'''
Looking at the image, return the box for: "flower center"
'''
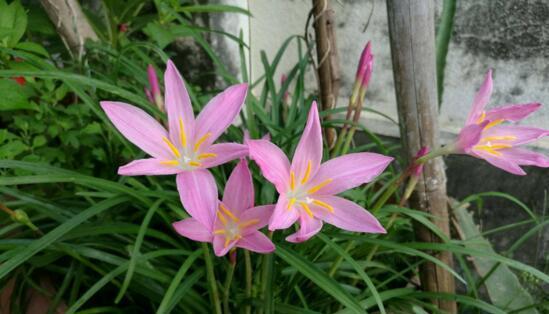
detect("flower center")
[159,117,217,170]
[214,203,259,248]
[285,160,334,218]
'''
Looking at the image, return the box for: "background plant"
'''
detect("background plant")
[0,1,547,313]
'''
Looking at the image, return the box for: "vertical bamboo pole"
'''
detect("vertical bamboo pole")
[386,1,457,312]
[312,0,339,148]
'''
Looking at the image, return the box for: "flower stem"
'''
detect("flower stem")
[328,240,355,278]
[259,231,274,314]
[223,257,237,314]
[244,250,253,314]
[202,243,222,314]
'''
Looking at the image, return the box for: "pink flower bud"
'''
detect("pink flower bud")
[146,64,164,111]
[355,41,373,88]
[411,146,429,177]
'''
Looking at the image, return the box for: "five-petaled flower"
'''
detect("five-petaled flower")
[173,159,275,256]
[453,70,549,175]
[100,60,249,190]
[248,102,392,243]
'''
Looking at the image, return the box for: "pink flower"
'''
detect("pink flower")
[248,102,392,243]
[172,159,275,256]
[101,59,249,188]
[355,41,373,88]
[144,64,164,111]
[453,70,549,175]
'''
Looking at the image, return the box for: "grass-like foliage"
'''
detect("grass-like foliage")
[0,1,547,313]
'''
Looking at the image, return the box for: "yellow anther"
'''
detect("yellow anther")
[287,198,296,210]
[480,136,517,143]
[219,204,239,222]
[198,153,217,160]
[213,229,225,235]
[239,219,260,228]
[162,137,181,158]
[299,202,314,218]
[194,133,212,152]
[290,171,296,190]
[224,238,231,248]
[159,160,179,166]
[477,144,512,150]
[217,211,227,225]
[188,161,202,167]
[312,199,334,213]
[476,111,486,123]
[178,118,187,147]
[307,179,333,194]
[484,119,504,130]
[301,160,312,184]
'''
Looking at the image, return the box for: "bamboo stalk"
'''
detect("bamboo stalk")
[386,1,457,312]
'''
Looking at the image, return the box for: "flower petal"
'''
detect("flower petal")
[176,170,218,231]
[223,159,254,214]
[455,122,487,153]
[314,196,386,233]
[164,60,195,145]
[240,205,275,233]
[172,218,212,242]
[309,153,393,195]
[201,143,249,169]
[466,69,493,125]
[195,84,248,145]
[100,101,170,158]
[291,102,323,180]
[268,196,299,231]
[286,214,323,243]
[474,151,526,175]
[213,235,236,257]
[483,125,549,146]
[118,158,181,176]
[484,103,541,122]
[248,139,291,193]
[237,231,275,253]
[499,148,549,168]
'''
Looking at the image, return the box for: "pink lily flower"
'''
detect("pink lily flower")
[248,102,393,243]
[144,64,164,111]
[453,70,549,175]
[172,159,275,256]
[101,60,249,211]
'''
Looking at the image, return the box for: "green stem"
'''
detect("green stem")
[244,250,253,314]
[327,240,355,278]
[202,243,222,314]
[223,260,236,314]
[259,231,274,314]
[436,0,457,106]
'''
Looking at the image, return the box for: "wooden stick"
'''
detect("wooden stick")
[386,1,457,312]
[40,0,98,58]
[311,0,339,148]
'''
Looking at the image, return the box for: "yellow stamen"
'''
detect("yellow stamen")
[301,160,312,184]
[299,202,314,218]
[198,153,217,160]
[194,133,212,152]
[217,211,227,225]
[290,171,296,191]
[188,161,202,167]
[219,204,239,222]
[480,136,517,143]
[213,229,225,235]
[239,219,260,228]
[312,199,334,213]
[484,119,504,130]
[476,144,512,150]
[162,137,181,158]
[224,238,231,248]
[287,198,296,210]
[178,118,187,147]
[307,179,333,194]
[476,111,486,123]
[159,160,179,166]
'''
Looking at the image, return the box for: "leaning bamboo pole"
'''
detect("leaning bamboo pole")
[386,1,457,312]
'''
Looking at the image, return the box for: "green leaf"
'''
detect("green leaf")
[0,79,36,111]
[453,202,538,313]
[0,196,128,279]
[275,246,364,313]
[179,4,251,16]
[0,0,27,47]
[15,41,49,57]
